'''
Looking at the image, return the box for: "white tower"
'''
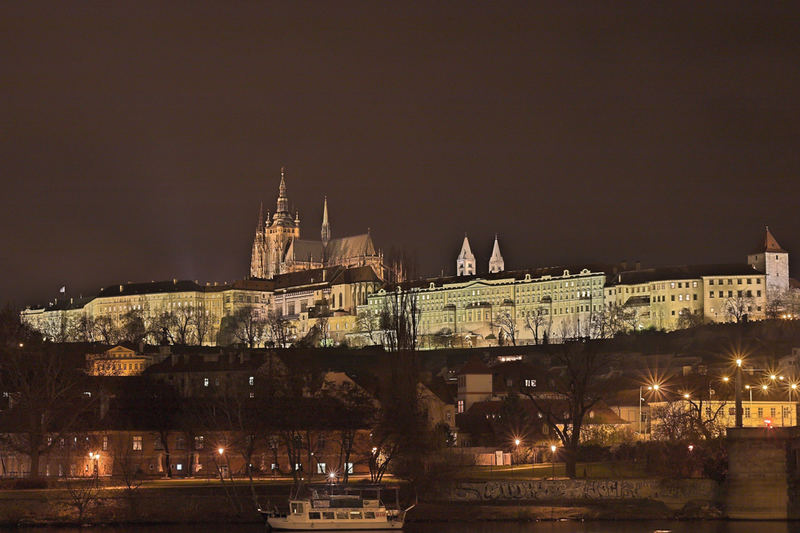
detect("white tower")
[457,234,476,276]
[747,226,790,293]
[488,235,505,273]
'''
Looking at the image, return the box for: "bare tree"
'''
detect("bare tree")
[192,309,217,346]
[221,307,265,348]
[0,345,94,478]
[520,341,616,478]
[120,309,147,344]
[93,315,119,345]
[355,310,381,346]
[652,398,727,441]
[524,308,547,344]
[172,305,195,345]
[40,311,72,343]
[380,285,420,352]
[494,310,517,346]
[725,295,754,324]
[265,310,291,348]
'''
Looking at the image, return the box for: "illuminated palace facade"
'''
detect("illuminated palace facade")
[21,223,794,348]
[362,229,794,347]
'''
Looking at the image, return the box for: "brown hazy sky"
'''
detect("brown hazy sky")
[2,2,799,306]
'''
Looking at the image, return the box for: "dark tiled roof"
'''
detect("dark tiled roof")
[753,227,787,254]
[383,264,613,292]
[325,234,377,262]
[606,264,761,287]
[287,239,326,262]
[99,280,204,297]
[332,265,382,285]
[32,295,95,311]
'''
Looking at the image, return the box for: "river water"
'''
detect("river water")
[1,523,797,533]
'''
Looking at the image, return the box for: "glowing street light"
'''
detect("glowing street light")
[514,438,521,447]
[218,447,224,455]
[722,376,730,383]
[683,393,690,399]
[549,444,557,480]
[734,357,744,427]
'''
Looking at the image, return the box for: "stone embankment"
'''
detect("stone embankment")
[421,479,722,521]
[0,478,723,526]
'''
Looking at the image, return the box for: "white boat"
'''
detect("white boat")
[260,485,411,531]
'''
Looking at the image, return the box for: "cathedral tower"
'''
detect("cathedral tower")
[457,234,476,276]
[489,235,505,273]
[250,168,300,279]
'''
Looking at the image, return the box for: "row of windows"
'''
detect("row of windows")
[708,278,760,285]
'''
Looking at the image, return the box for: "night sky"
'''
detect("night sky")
[2,2,799,307]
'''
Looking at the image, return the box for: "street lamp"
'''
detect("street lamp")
[550,444,557,480]
[735,358,743,427]
[218,447,224,456]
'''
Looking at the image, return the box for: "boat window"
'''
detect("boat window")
[309,512,321,520]
[322,512,334,519]
[350,511,363,519]
[336,512,348,519]
[364,511,376,519]
[291,503,304,514]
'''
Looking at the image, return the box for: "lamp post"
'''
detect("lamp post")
[735,358,743,428]
[640,384,659,439]
[550,444,557,480]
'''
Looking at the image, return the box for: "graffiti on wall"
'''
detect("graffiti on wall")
[451,479,715,502]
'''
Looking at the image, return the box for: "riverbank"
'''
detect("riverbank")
[0,479,723,527]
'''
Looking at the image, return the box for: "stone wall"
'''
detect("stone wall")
[726,426,800,519]
[449,479,717,509]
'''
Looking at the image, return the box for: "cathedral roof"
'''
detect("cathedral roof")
[325,233,377,262]
[286,239,325,263]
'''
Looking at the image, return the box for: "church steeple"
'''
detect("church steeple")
[275,166,289,215]
[457,234,476,276]
[489,234,505,273]
[321,196,331,245]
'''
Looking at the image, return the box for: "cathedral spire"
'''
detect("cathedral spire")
[276,166,289,215]
[489,234,505,273]
[321,196,331,245]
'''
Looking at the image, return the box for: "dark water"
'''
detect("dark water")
[3,523,799,533]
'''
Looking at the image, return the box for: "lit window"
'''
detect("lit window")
[132,436,142,451]
[204,378,209,387]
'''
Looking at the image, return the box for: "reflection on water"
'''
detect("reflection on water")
[3,522,798,533]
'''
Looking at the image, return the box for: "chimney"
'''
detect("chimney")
[119,285,123,292]
[620,260,627,271]
[635,260,641,271]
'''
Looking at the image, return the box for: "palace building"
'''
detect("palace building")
[249,168,386,280]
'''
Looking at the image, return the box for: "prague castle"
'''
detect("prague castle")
[249,168,385,280]
[20,202,798,349]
